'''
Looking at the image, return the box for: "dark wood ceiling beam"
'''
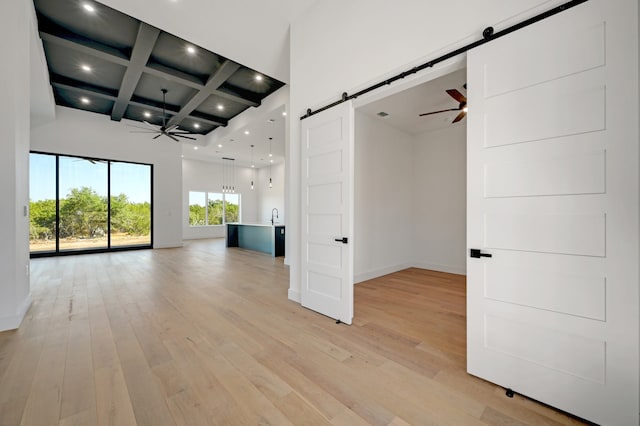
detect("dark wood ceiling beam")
[51,81,117,102]
[51,79,225,128]
[111,23,160,121]
[166,60,241,128]
[39,31,130,66]
[187,111,228,127]
[211,89,259,107]
[144,63,204,89]
[40,31,260,110]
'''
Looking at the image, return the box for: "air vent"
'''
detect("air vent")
[377,111,389,117]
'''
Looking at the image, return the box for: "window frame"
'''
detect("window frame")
[188,191,241,227]
[29,151,153,258]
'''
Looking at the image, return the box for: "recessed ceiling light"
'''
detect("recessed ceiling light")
[143,111,151,118]
[217,144,223,148]
[255,74,263,82]
[80,97,90,104]
[217,104,224,111]
[244,130,250,135]
[194,146,198,150]
[269,153,273,157]
[186,45,196,55]
[181,155,184,158]
[266,118,275,124]
[194,123,200,129]
[282,111,287,116]
[82,3,95,12]
[251,164,255,168]
[270,159,274,163]
[81,64,92,72]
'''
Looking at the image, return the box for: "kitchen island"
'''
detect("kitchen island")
[226,223,285,257]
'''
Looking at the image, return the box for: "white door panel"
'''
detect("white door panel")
[467,1,638,424]
[301,101,354,324]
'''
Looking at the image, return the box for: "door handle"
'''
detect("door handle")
[470,248,492,258]
[334,237,348,244]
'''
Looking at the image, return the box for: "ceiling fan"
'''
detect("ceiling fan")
[419,85,468,123]
[129,89,198,142]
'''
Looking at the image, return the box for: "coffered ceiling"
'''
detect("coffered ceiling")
[33,0,285,136]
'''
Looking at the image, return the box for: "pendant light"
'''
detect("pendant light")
[250,144,255,190]
[221,157,226,193]
[222,157,235,193]
[268,137,273,189]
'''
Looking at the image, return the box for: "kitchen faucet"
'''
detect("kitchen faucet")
[271,208,279,225]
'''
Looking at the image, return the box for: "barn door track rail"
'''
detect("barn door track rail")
[300,0,589,120]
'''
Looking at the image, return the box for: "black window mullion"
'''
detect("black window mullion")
[107,161,111,249]
[55,154,60,254]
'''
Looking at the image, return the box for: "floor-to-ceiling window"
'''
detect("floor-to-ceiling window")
[29,152,153,256]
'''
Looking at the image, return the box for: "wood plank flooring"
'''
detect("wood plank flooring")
[0,239,587,425]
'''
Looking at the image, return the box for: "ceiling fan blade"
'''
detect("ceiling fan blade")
[418,108,459,117]
[170,131,196,135]
[446,89,466,103]
[165,124,179,132]
[130,131,161,134]
[173,134,197,140]
[452,110,467,123]
[166,134,180,142]
[153,134,162,140]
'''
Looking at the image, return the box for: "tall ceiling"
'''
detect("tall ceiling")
[33,0,286,137]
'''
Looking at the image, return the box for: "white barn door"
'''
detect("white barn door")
[300,101,354,324]
[467,1,639,424]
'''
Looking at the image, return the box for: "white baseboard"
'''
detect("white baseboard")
[354,262,412,284]
[412,261,466,276]
[288,288,301,303]
[0,294,32,332]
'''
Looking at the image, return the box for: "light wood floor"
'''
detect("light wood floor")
[0,239,586,425]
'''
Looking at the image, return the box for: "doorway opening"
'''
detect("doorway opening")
[353,67,467,284]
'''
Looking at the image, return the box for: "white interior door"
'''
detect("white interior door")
[300,101,354,324]
[467,1,639,424]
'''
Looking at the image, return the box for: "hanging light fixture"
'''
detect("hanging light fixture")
[268,138,273,188]
[221,157,226,193]
[250,144,255,190]
[222,157,235,193]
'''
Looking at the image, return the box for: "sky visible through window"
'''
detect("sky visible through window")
[30,154,151,203]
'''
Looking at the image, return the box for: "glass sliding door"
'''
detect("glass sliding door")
[58,156,108,251]
[29,153,57,253]
[29,152,153,257]
[110,161,152,247]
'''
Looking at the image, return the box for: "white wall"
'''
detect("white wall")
[287,0,568,300]
[256,163,286,225]
[31,107,183,249]
[0,0,33,331]
[413,124,467,275]
[182,158,258,239]
[354,112,414,282]
[354,113,466,282]
[97,0,317,83]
